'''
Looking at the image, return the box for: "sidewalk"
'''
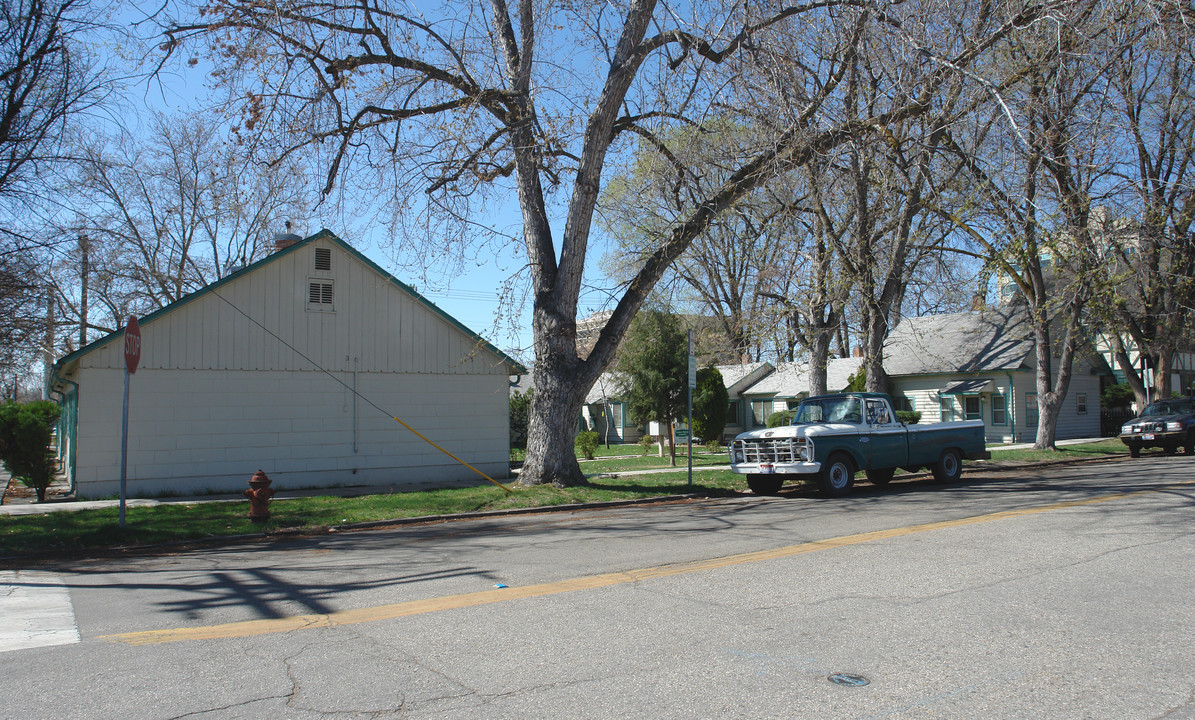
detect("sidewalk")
[0,471,400,517]
[0,437,1114,517]
[988,437,1108,452]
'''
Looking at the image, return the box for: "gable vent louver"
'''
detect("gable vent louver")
[314,247,332,271]
[309,281,333,305]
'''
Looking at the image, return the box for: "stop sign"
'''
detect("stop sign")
[124,315,141,374]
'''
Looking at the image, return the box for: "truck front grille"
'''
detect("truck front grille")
[731,437,809,464]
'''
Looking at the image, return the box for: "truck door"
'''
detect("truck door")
[864,398,908,468]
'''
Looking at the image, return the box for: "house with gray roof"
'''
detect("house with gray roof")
[738,357,863,431]
[883,306,1108,443]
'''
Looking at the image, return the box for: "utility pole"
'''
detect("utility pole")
[79,233,89,347]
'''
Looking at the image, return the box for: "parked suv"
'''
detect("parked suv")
[1119,398,1195,457]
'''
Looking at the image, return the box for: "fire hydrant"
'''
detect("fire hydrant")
[244,469,275,522]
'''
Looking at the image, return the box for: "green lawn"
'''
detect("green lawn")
[1,439,1134,559]
[0,469,745,558]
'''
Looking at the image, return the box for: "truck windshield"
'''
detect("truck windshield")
[794,397,862,424]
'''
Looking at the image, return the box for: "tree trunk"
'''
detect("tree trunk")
[1153,350,1172,400]
[668,423,677,466]
[1031,300,1082,450]
[518,305,588,486]
[1109,334,1149,409]
[808,330,832,397]
[862,307,890,394]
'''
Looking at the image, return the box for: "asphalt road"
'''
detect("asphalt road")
[2,455,1193,719]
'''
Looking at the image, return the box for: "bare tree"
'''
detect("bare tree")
[0,0,101,198]
[597,126,809,364]
[941,0,1121,448]
[160,0,1064,486]
[0,0,107,389]
[1097,1,1195,403]
[49,111,311,345]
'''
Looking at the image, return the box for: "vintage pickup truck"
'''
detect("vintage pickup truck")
[729,392,991,497]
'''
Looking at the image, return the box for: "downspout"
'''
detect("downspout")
[48,366,79,495]
[1005,372,1017,443]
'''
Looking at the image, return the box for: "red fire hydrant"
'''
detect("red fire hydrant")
[244,469,275,522]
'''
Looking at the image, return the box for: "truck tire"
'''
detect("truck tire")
[1186,430,1195,456]
[1128,443,1141,458]
[1164,443,1178,455]
[818,453,855,497]
[865,468,894,486]
[747,476,784,496]
[931,448,962,483]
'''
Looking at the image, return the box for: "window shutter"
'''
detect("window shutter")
[314,247,332,271]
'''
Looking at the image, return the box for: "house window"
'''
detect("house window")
[308,279,334,311]
[964,396,982,421]
[727,401,740,425]
[1026,392,1038,427]
[939,395,955,422]
[992,394,1007,425]
[608,402,623,430]
[314,247,332,271]
[751,400,772,427]
[1076,393,1087,414]
[893,395,915,412]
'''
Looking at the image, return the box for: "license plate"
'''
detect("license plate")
[1143,433,1155,440]
[760,464,774,474]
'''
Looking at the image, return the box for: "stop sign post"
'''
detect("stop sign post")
[119,315,140,527]
[124,316,141,374]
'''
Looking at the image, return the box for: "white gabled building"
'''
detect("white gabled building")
[49,230,524,499]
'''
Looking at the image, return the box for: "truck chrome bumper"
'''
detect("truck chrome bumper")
[731,461,822,475]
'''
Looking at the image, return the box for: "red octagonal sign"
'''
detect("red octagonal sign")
[124,315,141,374]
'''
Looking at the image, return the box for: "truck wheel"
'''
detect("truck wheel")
[1186,430,1195,456]
[931,448,962,483]
[1164,444,1178,455]
[747,476,784,496]
[866,468,894,486]
[1128,443,1141,458]
[818,454,855,497]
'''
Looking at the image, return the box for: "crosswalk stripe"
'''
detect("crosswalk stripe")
[0,571,80,653]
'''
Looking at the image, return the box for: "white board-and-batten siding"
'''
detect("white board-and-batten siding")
[77,241,503,376]
[61,236,515,498]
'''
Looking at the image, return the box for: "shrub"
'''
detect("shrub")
[1101,383,1134,410]
[703,439,723,453]
[575,431,600,460]
[692,367,728,442]
[638,434,655,455]
[509,388,533,449]
[0,401,62,502]
[766,409,795,428]
[896,410,921,424]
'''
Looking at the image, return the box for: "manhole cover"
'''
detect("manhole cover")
[828,673,870,687]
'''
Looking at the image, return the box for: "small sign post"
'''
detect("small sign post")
[120,316,141,528]
[687,330,695,489]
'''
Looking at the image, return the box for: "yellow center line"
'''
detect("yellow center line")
[101,480,1193,646]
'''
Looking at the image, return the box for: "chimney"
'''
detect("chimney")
[852,346,863,358]
[272,221,301,252]
[272,233,301,252]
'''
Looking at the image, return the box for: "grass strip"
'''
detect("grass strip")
[2,440,1131,558]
